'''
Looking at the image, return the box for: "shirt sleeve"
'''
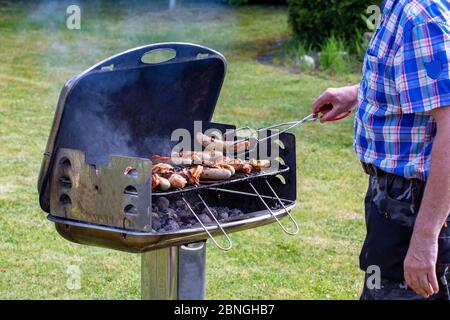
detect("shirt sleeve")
[394,22,450,113]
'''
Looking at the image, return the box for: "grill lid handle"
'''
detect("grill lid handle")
[92,42,226,71]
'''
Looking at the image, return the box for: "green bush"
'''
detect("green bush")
[288,0,378,49]
[319,36,352,74]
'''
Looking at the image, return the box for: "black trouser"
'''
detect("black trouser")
[359,166,450,300]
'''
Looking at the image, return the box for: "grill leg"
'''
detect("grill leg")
[141,246,178,300]
[141,241,207,300]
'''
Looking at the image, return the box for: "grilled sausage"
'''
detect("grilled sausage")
[200,167,232,180]
[157,176,171,191]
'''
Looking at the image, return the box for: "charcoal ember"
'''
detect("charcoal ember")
[202,207,218,218]
[216,207,229,215]
[177,208,191,219]
[229,208,244,217]
[152,218,162,231]
[175,199,187,209]
[166,208,180,221]
[164,219,180,231]
[197,213,212,224]
[159,213,169,226]
[156,197,170,212]
[218,211,229,220]
[188,218,198,225]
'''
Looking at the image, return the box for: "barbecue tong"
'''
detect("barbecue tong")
[229,104,352,154]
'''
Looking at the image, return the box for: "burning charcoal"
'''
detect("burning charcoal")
[156,197,170,212]
[166,208,180,221]
[159,213,169,226]
[152,219,162,231]
[218,211,229,220]
[229,208,243,217]
[177,208,191,219]
[164,219,180,232]
[202,207,218,218]
[175,200,187,209]
[197,213,212,224]
[188,218,197,225]
[216,207,230,214]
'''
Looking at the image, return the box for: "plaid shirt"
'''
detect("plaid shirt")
[354,0,450,180]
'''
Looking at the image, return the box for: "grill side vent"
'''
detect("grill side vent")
[49,148,152,232]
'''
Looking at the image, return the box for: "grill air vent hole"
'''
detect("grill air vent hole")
[60,194,72,206]
[124,185,138,196]
[124,204,138,215]
[59,157,71,168]
[59,176,72,188]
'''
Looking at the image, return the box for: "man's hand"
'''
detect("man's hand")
[404,232,439,298]
[404,106,450,298]
[312,85,359,122]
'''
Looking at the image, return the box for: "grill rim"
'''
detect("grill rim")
[50,201,297,253]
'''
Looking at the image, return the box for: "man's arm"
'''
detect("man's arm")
[404,106,450,298]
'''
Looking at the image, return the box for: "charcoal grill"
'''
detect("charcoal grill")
[38,43,298,299]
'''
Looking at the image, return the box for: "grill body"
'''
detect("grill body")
[38,43,297,254]
[38,43,299,300]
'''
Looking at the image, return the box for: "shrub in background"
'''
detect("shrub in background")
[319,36,352,74]
[288,0,378,50]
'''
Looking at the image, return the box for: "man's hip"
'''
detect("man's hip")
[359,162,450,298]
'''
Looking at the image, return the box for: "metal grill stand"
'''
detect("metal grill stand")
[141,241,207,300]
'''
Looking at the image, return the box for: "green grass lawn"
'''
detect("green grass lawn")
[0,1,367,299]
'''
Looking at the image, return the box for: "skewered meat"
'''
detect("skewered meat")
[196,132,250,153]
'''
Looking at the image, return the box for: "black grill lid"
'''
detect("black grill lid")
[38,43,227,213]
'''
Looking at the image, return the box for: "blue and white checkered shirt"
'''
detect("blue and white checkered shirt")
[354,0,450,180]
